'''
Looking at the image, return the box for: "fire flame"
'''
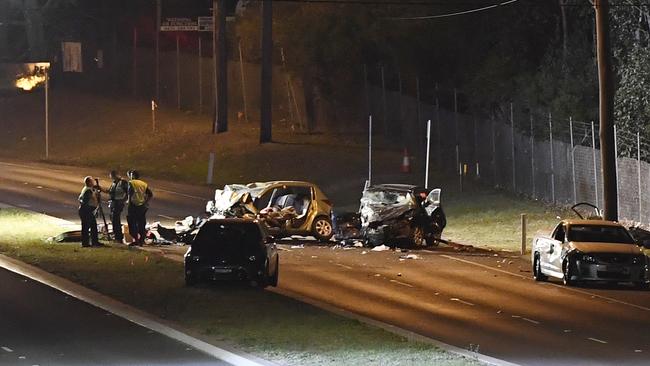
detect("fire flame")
[15,74,47,91]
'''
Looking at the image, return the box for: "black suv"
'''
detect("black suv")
[184,219,279,287]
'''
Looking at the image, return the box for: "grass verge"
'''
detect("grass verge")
[0,207,481,366]
[444,189,571,253]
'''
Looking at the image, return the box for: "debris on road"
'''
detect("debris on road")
[399,254,420,260]
[371,244,391,252]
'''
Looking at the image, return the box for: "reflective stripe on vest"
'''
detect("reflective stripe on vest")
[79,186,98,208]
[130,179,148,206]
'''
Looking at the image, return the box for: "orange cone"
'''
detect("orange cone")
[401,148,411,173]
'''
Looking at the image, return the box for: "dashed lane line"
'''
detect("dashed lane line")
[450,298,475,306]
[157,214,177,220]
[587,337,608,344]
[335,263,353,270]
[389,279,415,288]
[156,189,205,201]
[511,315,540,325]
[1,347,13,353]
[441,255,650,313]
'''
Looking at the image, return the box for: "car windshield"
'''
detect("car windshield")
[567,225,635,244]
[363,190,410,205]
[193,222,262,259]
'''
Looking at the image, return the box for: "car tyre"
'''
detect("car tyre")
[270,258,279,287]
[185,272,198,287]
[533,253,547,282]
[312,216,334,242]
[410,225,427,247]
[562,259,576,286]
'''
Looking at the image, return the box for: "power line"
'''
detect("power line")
[388,0,519,19]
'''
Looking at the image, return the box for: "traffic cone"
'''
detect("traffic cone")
[401,148,411,173]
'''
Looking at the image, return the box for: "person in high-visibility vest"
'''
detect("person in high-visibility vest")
[126,170,153,246]
[78,176,101,247]
[100,170,129,243]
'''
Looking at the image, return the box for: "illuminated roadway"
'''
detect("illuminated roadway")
[0,159,649,366]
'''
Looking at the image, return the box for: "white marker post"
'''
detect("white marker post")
[368,115,373,186]
[151,100,157,133]
[45,67,49,159]
[425,119,431,189]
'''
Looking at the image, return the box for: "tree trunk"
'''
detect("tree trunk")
[24,0,46,60]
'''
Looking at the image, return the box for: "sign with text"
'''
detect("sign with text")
[160,17,199,31]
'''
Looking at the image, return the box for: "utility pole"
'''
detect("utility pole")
[155,0,161,104]
[594,0,618,221]
[260,0,273,143]
[214,0,228,133]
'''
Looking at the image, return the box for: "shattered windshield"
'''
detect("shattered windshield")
[362,190,410,205]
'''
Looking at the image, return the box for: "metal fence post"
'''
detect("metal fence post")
[425,119,431,189]
[592,121,599,208]
[511,103,516,192]
[614,124,620,216]
[549,112,556,204]
[207,152,215,185]
[638,131,642,222]
[521,213,527,255]
[239,40,249,123]
[369,115,373,186]
[492,118,497,187]
[381,66,387,137]
[435,84,442,172]
[570,117,577,204]
[176,34,181,110]
[198,36,203,114]
[530,111,536,199]
[454,88,459,176]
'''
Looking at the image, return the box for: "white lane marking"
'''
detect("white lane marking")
[17,204,30,208]
[1,347,13,352]
[450,298,475,306]
[441,255,650,312]
[18,355,26,359]
[156,189,205,201]
[35,186,43,189]
[157,214,176,220]
[521,317,540,325]
[634,349,643,353]
[335,263,353,270]
[390,279,415,288]
[563,329,572,333]
[587,337,608,344]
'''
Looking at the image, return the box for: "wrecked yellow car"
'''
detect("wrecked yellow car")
[206,181,334,241]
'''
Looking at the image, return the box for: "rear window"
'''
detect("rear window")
[568,225,635,244]
[193,222,263,258]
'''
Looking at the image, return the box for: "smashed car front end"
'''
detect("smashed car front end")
[359,193,417,246]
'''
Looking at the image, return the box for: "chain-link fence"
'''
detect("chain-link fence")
[364,67,650,225]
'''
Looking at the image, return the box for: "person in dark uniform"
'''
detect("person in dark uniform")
[101,170,128,243]
[78,176,100,247]
[126,170,153,246]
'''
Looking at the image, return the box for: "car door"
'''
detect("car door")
[548,223,566,273]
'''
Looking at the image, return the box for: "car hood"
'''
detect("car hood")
[211,183,269,212]
[569,242,642,254]
[359,201,414,225]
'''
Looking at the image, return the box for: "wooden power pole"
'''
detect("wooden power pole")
[260,0,273,143]
[594,0,618,221]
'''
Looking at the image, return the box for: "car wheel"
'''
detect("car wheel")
[270,258,279,287]
[562,259,576,286]
[410,226,427,247]
[185,272,198,287]
[533,253,547,282]
[312,216,334,242]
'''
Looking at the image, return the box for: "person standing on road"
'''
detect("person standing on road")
[126,170,153,246]
[101,170,128,243]
[78,176,101,247]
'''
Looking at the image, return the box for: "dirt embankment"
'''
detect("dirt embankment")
[0,89,439,209]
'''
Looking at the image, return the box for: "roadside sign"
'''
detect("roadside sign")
[160,17,199,32]
[198,16,213,32]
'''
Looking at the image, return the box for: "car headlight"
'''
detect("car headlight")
[581,254,598,264]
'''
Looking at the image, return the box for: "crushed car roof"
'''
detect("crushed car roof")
[366,184,423,192]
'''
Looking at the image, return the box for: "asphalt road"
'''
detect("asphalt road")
[1,159,649,366]
[0,267,227,366]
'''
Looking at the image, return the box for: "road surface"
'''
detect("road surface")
[0,267,227,366]
[1,159,649,366]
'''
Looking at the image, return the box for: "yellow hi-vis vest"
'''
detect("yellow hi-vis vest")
[79,186,98,208]
[129,179,148,206]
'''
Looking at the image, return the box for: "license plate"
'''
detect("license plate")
[212,267,233,274]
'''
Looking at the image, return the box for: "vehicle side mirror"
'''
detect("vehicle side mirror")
[639,239,650,249]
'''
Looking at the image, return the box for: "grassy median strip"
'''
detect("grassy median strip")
[0,208,481,366]
[444,190,570,252]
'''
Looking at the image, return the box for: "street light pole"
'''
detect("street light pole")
[260,0,273,143]
[45,67,49,159]
[594,0,618,221]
